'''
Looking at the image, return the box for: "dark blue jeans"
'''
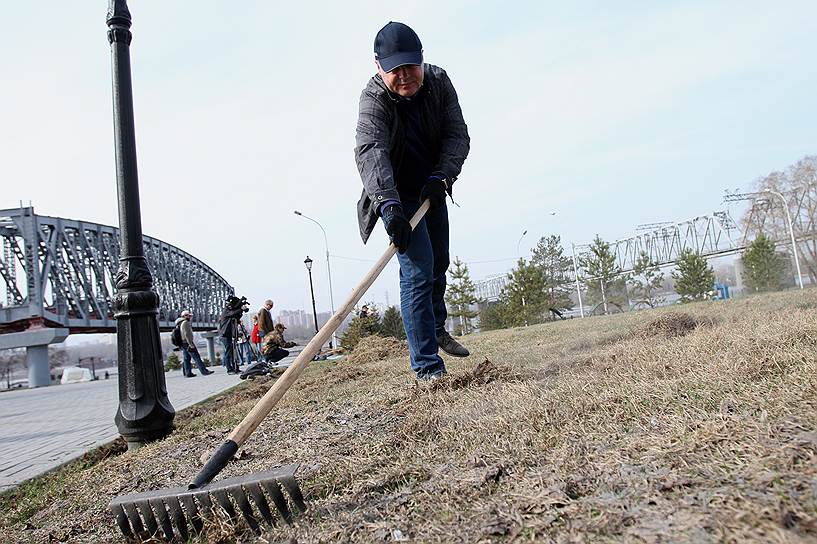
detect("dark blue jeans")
[182,345,209,375]
[220,336,237,371]
[396,200,449,378]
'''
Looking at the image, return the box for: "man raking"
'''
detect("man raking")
[355,21,471,381]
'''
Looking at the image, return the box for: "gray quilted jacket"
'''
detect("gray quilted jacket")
[354,64,470,243]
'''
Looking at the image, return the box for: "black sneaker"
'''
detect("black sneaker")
[201,369,214,375]
[436,331,470,357]
[185,373,197,378]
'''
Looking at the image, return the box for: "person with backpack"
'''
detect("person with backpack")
[174,310,214,377]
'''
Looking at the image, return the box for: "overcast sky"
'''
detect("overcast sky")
[2,1,816,317]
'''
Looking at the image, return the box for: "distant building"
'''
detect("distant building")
[277,309,311,329]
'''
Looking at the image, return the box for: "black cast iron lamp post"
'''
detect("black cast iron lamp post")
[304,256,319,335]
[294,210,336,348]
[107,0,174,448]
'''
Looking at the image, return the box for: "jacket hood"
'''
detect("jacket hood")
[174,317,186,326]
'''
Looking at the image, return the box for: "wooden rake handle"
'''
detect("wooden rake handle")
[190,200,430,489]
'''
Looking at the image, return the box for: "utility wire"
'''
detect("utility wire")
[330,254,522,265]
[329,254,380,263]
[465,257,520,264]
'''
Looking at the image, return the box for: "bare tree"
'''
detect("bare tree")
[0,349,25,389]
[742,156,817,282]
[49,348,70,370]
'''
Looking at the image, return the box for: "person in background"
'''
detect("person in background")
[217,296,246,374]
[178,310,214,377]
[261,323,296,364]
[257,299,275,337]
[236,321,251,365]
[251,314,262,359]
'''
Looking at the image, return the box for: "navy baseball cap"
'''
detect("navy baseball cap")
[374,22,423,72]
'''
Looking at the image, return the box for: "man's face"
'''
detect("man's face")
[265,302,273,310]
[376,62,424,98]
[185,313,192,321]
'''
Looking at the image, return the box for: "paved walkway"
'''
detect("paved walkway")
[0,357,296,492]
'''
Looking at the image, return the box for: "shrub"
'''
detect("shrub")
[164,352,181,372]
[380,306,406,340]
[672,249,715,302]
[340,308,382,351]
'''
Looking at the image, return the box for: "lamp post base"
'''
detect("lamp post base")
[113,289,175,445]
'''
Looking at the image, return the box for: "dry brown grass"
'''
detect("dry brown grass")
[2,289,817,543]
[344,335,409,365]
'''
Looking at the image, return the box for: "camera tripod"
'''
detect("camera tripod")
[231,318,261,366]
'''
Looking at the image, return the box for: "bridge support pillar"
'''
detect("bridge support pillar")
[201,332,218,366]
[0,328,70,388]
[27,346,50,388]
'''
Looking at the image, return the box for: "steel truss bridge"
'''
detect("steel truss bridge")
[474,275,508,302]
[475,209,747,302]
[0,207,233,334]
[600,210,743,274]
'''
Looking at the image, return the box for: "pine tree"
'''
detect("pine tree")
[445,257,479,335]
[672,249,715,302]
[742,233,786,292]
[340,304,382,351]
[478,302,508,331]
[530,235,574,314]
[629,251,665,308]
[579,236,626,313]
[381,305,406,340]
[499,258,546,326]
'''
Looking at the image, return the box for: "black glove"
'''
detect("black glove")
[420,175,448,209]
[381,204,411,253]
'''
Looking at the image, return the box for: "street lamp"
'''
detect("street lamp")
[571,243,585,318]
[763,190,804,289]
[304,256,319,336]
[294,210,336,347]
[516,229,528,257]
[516,230,528,325]
[107,0,174,449]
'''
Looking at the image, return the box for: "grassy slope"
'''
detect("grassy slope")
[2,289,817,543]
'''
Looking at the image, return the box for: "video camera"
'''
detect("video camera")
[226,295,250,313]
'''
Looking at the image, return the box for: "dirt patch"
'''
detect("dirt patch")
[634,311,713,339]
[73,437,128,470]
[204,370,287,407]
[324,365,368,384]
[344,335,409,365]
[427,359,521,392]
